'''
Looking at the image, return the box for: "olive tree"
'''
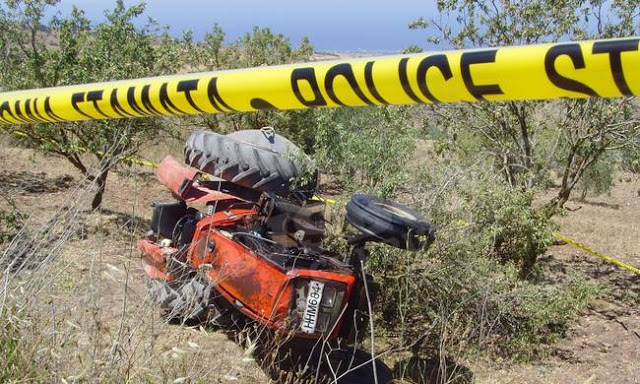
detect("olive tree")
[0,0,187,208]
[410,0,640,272]
[415,0,639,205]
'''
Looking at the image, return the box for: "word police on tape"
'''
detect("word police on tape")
[0,37,638,125]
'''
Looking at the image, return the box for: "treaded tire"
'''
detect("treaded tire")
[184,129,318,200]
[322,348,393,384]
[346,194,435,251]
[148,278,215,324]
[299,347,393,384]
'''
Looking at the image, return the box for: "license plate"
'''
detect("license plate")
[300,280,325,333]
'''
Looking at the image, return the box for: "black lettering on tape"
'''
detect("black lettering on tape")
[207,77,235,112]
[32,97,49,123]
[86,90,108,118]
[417,54,453,103]
[159,82,186,114]
[110,88,133,118]
[11,100,27,123]
[127,86,151,116]
[44,97,63,122]
[10,101,24,123]
[24,99,44,123]
[30,98,41,122]
[398,58,422,103]
[0,101,15,123]
[592,38,639,97]
[291,68,327,107]
[72,92,93,119]
[545,44,598,96]
[73,91,108,119]
[177,79,205,113]
[460,50,504,100]
[141,85,161,116]
[14,100,36,123]
[32,98,50,122]
[324,63,373,106]
[364,61,389,104]
[250,98,279,110]
[23,99,34,122]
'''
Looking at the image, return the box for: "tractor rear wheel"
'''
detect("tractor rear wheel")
[148,277,217,324]
[184,128,318,201]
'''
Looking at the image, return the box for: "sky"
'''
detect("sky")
[45,0,439,52]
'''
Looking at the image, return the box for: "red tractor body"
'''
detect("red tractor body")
[139,155,360,339]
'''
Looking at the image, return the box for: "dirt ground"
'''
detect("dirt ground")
[472,177,640,383]
[0,140,638,383]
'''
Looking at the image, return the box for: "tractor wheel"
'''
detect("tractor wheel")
[147,277,216,324]
[346,194,435,251]
[320,348,394,384]
[288,346,393,384]
[184,128,318,201]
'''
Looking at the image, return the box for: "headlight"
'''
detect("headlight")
[293,279,346,334]
[321,286,338,308]
[315,313,331,333]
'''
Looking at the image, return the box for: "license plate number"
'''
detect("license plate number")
[300,280,324,333]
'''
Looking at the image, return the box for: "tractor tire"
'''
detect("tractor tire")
[289,346,393,384]
[321,348,394,384]
[346,194,435,251]
[148,277,215,324]
[184,128,318,201]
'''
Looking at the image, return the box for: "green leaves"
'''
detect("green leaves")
[0,208,24,244]
[0,0,186,207]
[312,106,418,196]
[463,182,556,276]
[186,25,316,136]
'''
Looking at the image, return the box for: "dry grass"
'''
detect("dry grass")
[555,174,640,268]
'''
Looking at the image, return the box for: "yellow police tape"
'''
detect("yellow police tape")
[553,233,640,275]
[309,195,338,205]
[0,37,639,125]
[311,199,639,276]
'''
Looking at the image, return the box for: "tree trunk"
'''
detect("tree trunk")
[520,252,538,280]
[91,168,109,210]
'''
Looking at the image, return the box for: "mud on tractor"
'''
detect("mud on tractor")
[138,128,435,383]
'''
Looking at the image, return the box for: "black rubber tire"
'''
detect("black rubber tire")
[276,342,393,384]
[148,278,215,324]
[318,348,393,384]
[184,129,318,200]
[346,194,435,251]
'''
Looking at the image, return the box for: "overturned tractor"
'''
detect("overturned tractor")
[138,128,435,383]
